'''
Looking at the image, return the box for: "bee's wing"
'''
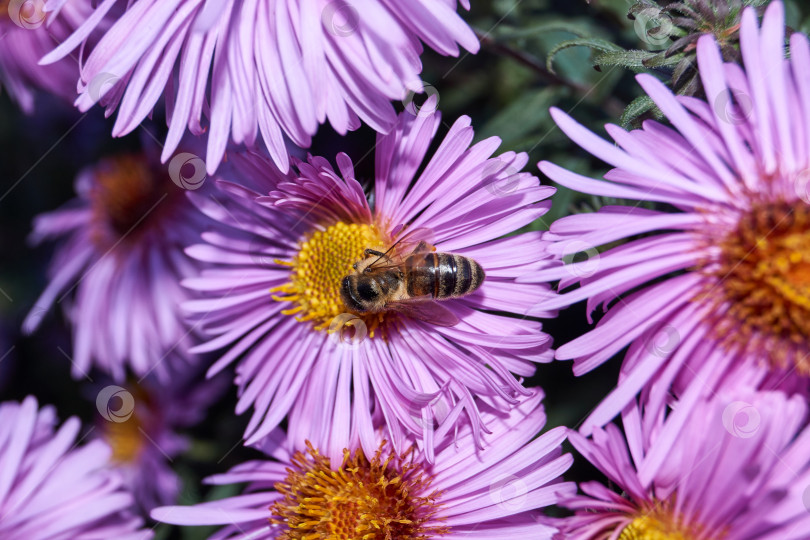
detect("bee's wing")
[387,297,459,327]
[389,226,436,255]
[364,228,436,272]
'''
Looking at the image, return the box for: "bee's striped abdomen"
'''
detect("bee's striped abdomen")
[405,252,485,300]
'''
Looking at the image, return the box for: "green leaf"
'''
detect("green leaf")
[476,86,566,148]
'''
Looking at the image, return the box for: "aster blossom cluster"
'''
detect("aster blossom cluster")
[182,100,557,463]
[0,396,151,539]
[40,0,478,173]
[3,0,810,538]
[538,0,810,434]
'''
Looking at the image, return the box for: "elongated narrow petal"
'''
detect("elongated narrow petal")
[41,0,479,173]
[537,2,810,434]
[184,105,558,462]
[152,391,574,539]
[0,396,152,539]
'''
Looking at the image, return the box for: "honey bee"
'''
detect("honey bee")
[340,239,485,326]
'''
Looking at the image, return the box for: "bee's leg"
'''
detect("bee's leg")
[364,249,387,258]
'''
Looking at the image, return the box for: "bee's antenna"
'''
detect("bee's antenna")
[367,237,406,271]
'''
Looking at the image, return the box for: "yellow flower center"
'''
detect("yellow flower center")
[701,200,810,372]
[104,414,144,464]
[272,221,389,335]
[89,154,180,249]
[618,503,719,540]
[270,442,445,540]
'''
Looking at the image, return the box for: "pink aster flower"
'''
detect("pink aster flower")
[0,395,152,539]
[536,1,810,434]
[94,372,227,513]
[152,390,575,539]
[0,0,93,112]
[22,145,212,381]
[559,389,810,539]
[40,0,479,174]
[184,101,557,462]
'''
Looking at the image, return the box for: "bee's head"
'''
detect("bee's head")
[340,274,379,313]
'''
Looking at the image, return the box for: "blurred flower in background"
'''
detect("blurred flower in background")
[537,1,810,434]
[559,390,810,539]
[183,101,557,463]
[0,0,94,112]
[22,142,213,382]
[0,395,152,539]
[152,391,574,539]
[40,0,479,173]
[93,370,227,514]
[1,0,809,538]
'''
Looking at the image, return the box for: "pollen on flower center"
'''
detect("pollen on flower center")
[704,200,810,372]
[618,503,717,540]
[272,221,388,333]
[104,414,144,464]
[90,154,179,249]
[270,442,445,540]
